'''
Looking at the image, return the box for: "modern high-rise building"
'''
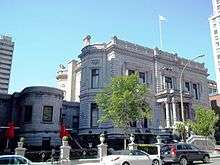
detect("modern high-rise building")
[0,35,14,94]
[209,0,220,93]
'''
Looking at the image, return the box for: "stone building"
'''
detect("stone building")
[0,86,79,151]
[208,79,218,96]
[57,36,209,145]
[56,60,81,102]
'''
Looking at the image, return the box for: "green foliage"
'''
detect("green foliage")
[95,74,151,130]
[175,122,187,142]
[137,144,158,155]
[188,106,219,137]
[62,136,69,141]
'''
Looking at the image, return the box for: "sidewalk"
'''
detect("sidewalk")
[210,150,220,158]
[71,158,100,165]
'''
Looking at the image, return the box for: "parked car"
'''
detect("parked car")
[0,155,41,165]
[101,149,162,165]
[160,143,210,165]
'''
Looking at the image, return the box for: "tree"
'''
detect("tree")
[175,122,188,142]
[96,74,151,149]
[188,106,219,137]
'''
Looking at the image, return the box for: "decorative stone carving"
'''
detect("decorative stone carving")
[91,59,100,65]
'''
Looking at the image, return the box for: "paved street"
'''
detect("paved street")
[70,158,220,165]
[34,157,220,165]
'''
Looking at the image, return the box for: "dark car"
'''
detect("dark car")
[160,143,210,165]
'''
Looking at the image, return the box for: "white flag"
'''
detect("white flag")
[159,15,167,21]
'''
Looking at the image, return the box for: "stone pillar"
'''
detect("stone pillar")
[97,133,108,162]
[128,134,137,150]
[15,142,26,157]
[172,98,177,126]
[97,143,108,161]
[165,101,170,128]
[60,141,71,165]
[156,135,163,158]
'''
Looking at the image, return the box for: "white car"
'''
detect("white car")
[101,149,162,165]
[0,155,41,165]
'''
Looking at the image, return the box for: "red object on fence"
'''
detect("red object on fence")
[64,129,70,137]
[60,123,65,138]
[5,122,15,139]
[60,123,70,138]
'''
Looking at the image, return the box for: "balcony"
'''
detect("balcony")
[156,88,192,99]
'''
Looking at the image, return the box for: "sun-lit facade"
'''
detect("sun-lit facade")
[209,0,220,93]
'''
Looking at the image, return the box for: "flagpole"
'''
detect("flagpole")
[159,16,163,49]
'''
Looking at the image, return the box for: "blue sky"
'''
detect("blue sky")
[0,0,215,93]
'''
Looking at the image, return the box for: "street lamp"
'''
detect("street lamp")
[179,54,205,122]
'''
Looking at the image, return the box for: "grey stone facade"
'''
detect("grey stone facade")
[0,86,79,149]
[77,36,209,137]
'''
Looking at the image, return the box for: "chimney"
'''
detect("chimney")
[83,35,91,47]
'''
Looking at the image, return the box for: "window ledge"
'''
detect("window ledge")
[41,121,54,124]
[23,122,32,124]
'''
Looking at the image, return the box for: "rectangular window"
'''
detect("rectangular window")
[193,84,198,100]
[24,105,32,122]
[91,69,99,89]
[42,106,53,122]
[185,82,190,92]
[72,116,79,129]
[91,103,99,128]
[143,119,148,128]
[165,76,173,89]
[130,121,137,127]
[139,72,145,83]
[61,114,66,122]
[214,29,218,34]
[128,70,135,75]
[42,137,51,150]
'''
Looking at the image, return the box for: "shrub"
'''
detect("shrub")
[137,144,158,155]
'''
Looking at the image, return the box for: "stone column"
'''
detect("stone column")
[97,143,108,161]
[165,101,170,128]
[156,135,163,158]
[60,140,71,165]
[172,98,177,126]
[15,142,26,157]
